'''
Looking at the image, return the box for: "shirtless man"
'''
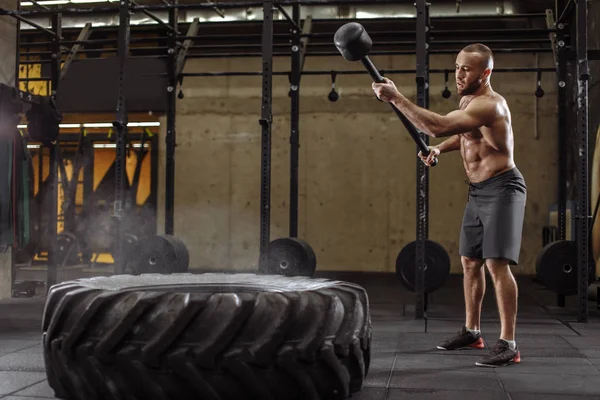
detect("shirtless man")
[372,43,526,368]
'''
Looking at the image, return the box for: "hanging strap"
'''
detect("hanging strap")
[0,139,13,246]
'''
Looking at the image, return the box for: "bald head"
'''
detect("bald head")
[460,43,494,70]
[454,44,494,96]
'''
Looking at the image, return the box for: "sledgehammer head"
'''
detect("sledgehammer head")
[333,22,373,62]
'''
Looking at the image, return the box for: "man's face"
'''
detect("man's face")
[455,51,489,96]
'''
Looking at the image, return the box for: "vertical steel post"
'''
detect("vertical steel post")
[82,138,94,263]
[556,23,568,243]
[415,0,430,320]
[47,12,61,288]
[552,19,569,309]
[259,0,274,262]
[14,1,20,91]
[165,0,178,235]
[289,3,300,238]
[113,0,130,274]
[575,0,589,323]
[150,133,159,234]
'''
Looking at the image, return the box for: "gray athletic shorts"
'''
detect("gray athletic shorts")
[459,167,527,265]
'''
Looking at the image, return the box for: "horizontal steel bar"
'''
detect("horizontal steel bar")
[18,54,169,63]
[28,132,151,142]
[185,47,553,58]
[430,38,552,44]
[20,50,52,56]
[15,33,556,50]
[20,46,167,56]
[21,36,168,47]
[428,13,547,20]
[18,46,553,60]
[19,59,52,64]
[175,28,556,41]
[19,65,555,82]
[131,54,169,59]
[433,28,557,34]
[20,77,51,81]
[299,29,555,39]
[180,67,556,78]
[188,38,551,50]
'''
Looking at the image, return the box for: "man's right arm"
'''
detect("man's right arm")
[434,97,465,154]
[434,134,461,154]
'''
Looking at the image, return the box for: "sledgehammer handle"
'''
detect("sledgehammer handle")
[361,57,438,166]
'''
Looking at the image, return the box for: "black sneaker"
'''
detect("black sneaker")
[475,339,521,368]
[436,326,485,350]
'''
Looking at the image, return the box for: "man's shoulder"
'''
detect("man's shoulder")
[466,93,505,114]
[462,94,507,127]
[470,92,503,104]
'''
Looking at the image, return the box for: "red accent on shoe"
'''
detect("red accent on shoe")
[469,338,485,349]
[512,351,521,363]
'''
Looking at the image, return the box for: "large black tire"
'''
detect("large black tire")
[41,273,372,400]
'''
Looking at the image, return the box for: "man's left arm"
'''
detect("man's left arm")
[380,87,496,138]
[390,94,496,138]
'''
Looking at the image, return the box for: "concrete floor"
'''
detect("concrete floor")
[1,270,600,399]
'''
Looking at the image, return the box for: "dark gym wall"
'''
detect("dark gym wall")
[55,57,168,113]
[156,52,559,276]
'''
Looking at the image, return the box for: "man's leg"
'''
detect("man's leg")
[436,255,486,351]
[486,258,518,341]
[437,192,487,351]
[475,258,521,367]
[462,256,485,331]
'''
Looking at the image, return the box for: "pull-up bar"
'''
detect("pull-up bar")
[180,67,557,78]
[185,48,554,59]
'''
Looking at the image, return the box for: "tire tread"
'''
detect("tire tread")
[42,273,371,400]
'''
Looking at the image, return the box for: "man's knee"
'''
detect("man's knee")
[461,256,484,274]
[485,258,512,280]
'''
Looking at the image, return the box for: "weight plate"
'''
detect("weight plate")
[259,237,317,277]
[55,232,79,266]
[113,233,141,270]
[395,239,451,294]
[134,234,190,274]
[161,235,190,273]
[535,240,594,296]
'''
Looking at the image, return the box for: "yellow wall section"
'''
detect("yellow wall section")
[29,139,153,236]
[93,148,152,205]
[19,63,48,96]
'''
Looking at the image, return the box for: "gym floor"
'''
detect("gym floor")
[1,272,600,400]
